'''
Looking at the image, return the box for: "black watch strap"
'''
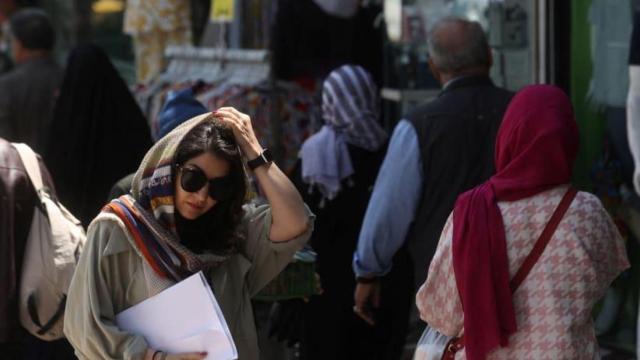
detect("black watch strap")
[247,149,273,170]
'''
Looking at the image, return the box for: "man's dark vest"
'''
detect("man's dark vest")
[406,75,513,288]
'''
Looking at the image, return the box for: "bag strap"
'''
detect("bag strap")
[27,293,67,335]
[12,143,45,195]
[442,187,578,360]
[509,187,577,292]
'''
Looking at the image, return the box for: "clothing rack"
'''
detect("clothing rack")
[162,46,282,162]
[163,46,272,86]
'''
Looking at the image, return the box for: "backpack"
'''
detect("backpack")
[13,143,87,341]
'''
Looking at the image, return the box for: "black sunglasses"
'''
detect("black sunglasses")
[176,164,234,201]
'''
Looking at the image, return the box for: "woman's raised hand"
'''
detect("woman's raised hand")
[213,107,262,160]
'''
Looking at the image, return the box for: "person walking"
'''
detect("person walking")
[0,8,61,154]
[294,64,388,359]
[417,85,629,359]
[63,110,313,360]
[0,137,75,359]
[352,18,513,356]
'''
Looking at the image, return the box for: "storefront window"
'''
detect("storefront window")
[386,0,537,92]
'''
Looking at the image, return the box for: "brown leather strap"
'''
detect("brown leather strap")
[441,187,578,360]
[442,337,464,360]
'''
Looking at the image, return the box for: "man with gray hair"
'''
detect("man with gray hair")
[352,17,513,351]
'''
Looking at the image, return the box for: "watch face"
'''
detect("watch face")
[249,149,273,170]
[262,149,273,162]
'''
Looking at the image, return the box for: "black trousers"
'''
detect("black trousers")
[301,246,414,360]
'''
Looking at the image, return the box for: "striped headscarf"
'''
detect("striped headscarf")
[103,113,233,280]
[321,64,387,150]
[300,65,387,203]
[131,114,208,231]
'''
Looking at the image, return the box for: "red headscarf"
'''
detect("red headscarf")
[451,85,579,360]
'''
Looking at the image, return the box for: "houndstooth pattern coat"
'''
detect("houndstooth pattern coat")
[416,186,629,360]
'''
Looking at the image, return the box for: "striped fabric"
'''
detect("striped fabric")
[102,113,233,279]
[105,196,185,281]
[321,64,387,151]
[300,65,387,203]
[132,112,212,232]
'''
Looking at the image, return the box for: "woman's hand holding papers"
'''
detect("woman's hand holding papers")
[145,349,207,360]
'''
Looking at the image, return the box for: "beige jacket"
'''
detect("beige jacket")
[64,203,313,360]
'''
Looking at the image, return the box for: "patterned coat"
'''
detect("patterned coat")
[417,186,629,360]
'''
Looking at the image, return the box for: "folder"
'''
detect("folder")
[116,271,237,360]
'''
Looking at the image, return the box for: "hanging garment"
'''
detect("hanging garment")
[271,0,384,83]
[123,0,193,84]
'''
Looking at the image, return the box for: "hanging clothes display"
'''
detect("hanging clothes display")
[132,47,322,175]
[240,0,279,49]
[201,83,321,173]
[137,83,320,174]
[271,0,384,84]
[123,0,193,84]
[200,0,278,49]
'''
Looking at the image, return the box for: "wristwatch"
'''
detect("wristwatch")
[247,149,273,170]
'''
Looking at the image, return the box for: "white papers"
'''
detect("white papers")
[116,272,237,360]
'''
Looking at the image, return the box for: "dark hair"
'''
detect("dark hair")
[9,8,55,51]
[173,116,247,254]
[427,17,490,75]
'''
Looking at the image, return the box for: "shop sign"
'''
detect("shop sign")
[210,0,235,22]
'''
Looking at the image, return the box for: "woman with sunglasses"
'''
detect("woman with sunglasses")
[63,108,313,360]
